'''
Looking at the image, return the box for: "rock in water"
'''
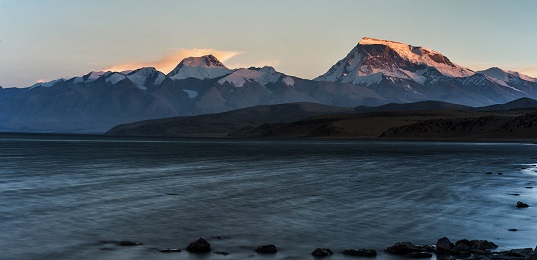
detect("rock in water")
[255,244,277,254]
[517,201,530,208]
[455,239,472,247]
[451,243,471,254]
[159,248,181,253]
[506,248,533,257]
[342,249,377,257]
[436,237,453,253]
[471,240,498,251]
[312,248,333,257]
[404,252,433,258]
[385,242,421,255]
[525,246,537,260]
[186,238,211,253]
[116,241,143,246]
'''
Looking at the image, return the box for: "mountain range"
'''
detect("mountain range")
[1,37,536,133]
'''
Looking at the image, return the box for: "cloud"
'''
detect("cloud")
[226,59,281,70]
[103,49,242,73]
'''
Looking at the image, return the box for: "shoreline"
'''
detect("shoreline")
[101,237,537,259]
[1,131,536,145]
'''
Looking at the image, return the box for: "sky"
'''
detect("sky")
[1,0,536,88]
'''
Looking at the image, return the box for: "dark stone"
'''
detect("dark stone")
[312,248,333,257]
[342,249,377,257]
[471,240,498,250]
[215,251,229,255]
[517,201,530,208]
[385,242,421,255]
[526,187,533,189]
[508,229,518,232]
[404,252,432,258]
[470,248,490,255]
[511,194,521,196]
[117,241,143,246]
[498,172,503,175]
[420,245,436,252]
[451,243,471,254]
[186,238,211,253]
[159,248,181,253]
[525,246,537,260]
[436,237,454,253]
[505,248,533,257]
[485,172,493,174]
[455,239,472,247]
[255,244,277,254]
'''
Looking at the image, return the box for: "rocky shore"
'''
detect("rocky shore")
[100,237,537,259]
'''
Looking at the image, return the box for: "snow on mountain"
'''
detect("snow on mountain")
[84,71,107,82]
[29,78,66,89]
[316,37,475,85]
[125,67,166,90]
[282,76,295,86]
[183,89,199,99]
[359,37,475,77]
[105,72,126,84]
[478,67,537,83]
[167,54,232,80]
[217,66,283,87]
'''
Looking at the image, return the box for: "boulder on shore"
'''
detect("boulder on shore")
[385,242,421,255]
[342,249,377,257]
[312,248,333,257]
[525,246,537,260]
[505,248,533,257]
[186,238,211,253]
[471,240,498,251]
[436,237,453,253]
[256,244,277,254]
[404,251,432,258]
[451,243,471,254]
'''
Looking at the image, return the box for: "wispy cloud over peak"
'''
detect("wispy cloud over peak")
[103,49,242,73]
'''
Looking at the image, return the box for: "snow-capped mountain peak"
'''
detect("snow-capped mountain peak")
[167,54,232,80]
[83,71,107,82]
[126,67,166,89]
[478,67,537,83]
[217,66,283,87]
[316,37,475,85]
[181,54,227,68]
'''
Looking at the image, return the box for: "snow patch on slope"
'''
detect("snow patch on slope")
[85,71,106,82]
[358,37,475,78]
[283,76,295,86]
[105,73,126,84]
[183,89,199,99]
[218,66,282,87]
[29,78,65,89]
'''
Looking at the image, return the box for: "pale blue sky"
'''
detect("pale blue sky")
[1,0,536,87]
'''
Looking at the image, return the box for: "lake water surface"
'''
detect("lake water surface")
[1,134,536,259]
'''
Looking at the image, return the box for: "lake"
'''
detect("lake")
[0,134,536,259]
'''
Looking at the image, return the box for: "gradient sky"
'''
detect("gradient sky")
[1,0,536,88]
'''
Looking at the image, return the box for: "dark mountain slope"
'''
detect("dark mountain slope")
[106,102,353,136]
